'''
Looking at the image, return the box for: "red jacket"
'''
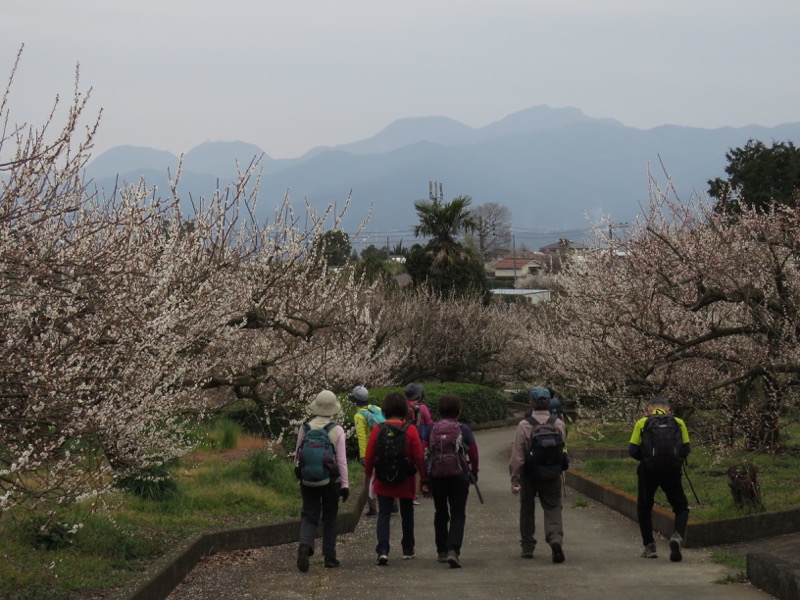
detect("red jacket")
[364,418,427,499]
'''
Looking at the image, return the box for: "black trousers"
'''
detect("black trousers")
[636,463,689,545]
[430,476,470,555]
[299,481,340,557]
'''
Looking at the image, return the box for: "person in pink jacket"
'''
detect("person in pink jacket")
[294,390,349,572]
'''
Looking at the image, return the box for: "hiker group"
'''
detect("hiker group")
[294,384,691,571]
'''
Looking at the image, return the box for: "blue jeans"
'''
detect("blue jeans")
[376,494,415,556]
[431,476,470,555]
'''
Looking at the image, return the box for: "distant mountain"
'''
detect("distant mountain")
[84,106,800,249]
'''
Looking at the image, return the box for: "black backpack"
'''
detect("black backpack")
[374,422,413,484]
[524,414,565,480]
[640,413,684,471]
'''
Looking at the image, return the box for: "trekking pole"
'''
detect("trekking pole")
[682,460,701,504]
[467,469,484,504]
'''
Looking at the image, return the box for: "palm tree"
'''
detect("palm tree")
[413,195,478,271]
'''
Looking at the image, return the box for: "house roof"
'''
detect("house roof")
[539,239,589,252]
[494,257,543,269]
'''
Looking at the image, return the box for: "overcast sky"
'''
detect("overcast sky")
[2,1,799,159]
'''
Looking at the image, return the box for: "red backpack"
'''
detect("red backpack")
[427,420,467,478]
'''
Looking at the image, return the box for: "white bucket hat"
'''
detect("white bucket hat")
[308,390,341,416]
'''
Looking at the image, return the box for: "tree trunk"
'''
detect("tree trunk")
[726,463,765,512]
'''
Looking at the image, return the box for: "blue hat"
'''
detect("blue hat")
[405,383,424,401]
[528,386,551,409]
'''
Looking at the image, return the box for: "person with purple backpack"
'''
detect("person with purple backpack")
[423,394,479,568]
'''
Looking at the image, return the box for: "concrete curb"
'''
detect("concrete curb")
[747,551,800,600]
[109,487,368,600]
[566,469,800,547]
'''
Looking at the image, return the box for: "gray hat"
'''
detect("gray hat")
[404,382,424,401]
[308,390,341,416]
[349,385,369,405]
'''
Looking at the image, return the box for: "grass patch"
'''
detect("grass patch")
[573,421,800,521]
[711,551,747,584]
[0,435,362,600]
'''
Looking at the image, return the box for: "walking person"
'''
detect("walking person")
[509,386,568,563]
[424,394,479,568]
[628,396,691,561]
[405,382,433,503]
[349,385,384,517]
[294,390,349,572]
[365,392,427,565]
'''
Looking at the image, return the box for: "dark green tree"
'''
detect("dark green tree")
[408,191,487,298]
[708,139,800,214]
[313,230,351,267]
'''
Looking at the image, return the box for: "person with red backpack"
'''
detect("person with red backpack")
[509,386,568,563]
[365,392,427,566]
[404,383,433,503]
[423,394,479,568]
[628,396,691,562]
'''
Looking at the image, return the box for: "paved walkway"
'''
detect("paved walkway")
[167,427,776,600]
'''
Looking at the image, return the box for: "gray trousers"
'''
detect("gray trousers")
[519,473,563,551]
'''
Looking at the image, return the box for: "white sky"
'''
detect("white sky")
[3,0,799,159]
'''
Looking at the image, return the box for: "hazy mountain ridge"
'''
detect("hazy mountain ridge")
[84,106,800,248]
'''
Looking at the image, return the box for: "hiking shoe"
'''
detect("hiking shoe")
[402,550,416,560]
[437,552,448,563]
[413,499,421,505]
[391,505,400,514]
[297,543,311,572]
[447,550,462,569]
[669,533,683,562]
[640,542,658,558]
[551,542,565,564]
[365,509,378,517]
[324,555,340,568]
[377,554,389,566]
[521,549,534,559]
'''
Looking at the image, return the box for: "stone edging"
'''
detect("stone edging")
[565,469,800,547]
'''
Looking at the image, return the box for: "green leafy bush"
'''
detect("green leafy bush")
[115,462,179,502]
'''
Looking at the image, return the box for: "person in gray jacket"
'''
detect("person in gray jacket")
[508,386,568,563]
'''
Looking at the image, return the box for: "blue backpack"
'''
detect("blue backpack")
[296,422,338,486]
[359,405,386,430]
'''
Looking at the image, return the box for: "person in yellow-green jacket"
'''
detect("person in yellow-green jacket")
[350,386,385,517]
[628,396,691,562]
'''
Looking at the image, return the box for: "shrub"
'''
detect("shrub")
[248,449,299,495]
[115,462,180,502]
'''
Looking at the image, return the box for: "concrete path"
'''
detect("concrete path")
[167,427,775,600]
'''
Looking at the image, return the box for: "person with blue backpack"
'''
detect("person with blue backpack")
[628,396,691,562]
[508,386,568,563]
[294,390,349,572]
[350,385,385,517]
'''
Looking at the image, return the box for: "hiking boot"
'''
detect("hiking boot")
[402,550,416,560]
[640,542,658,558]
[297,543,311,572]
[521,549,534,559]
[391,505,400,514]
[669,533,683,562]
[550,542,565,564]
[377,554,389,566]
[447,550,462,569]
[437,552,448,563]
[365,509,378,517]
[324,555,340,568]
